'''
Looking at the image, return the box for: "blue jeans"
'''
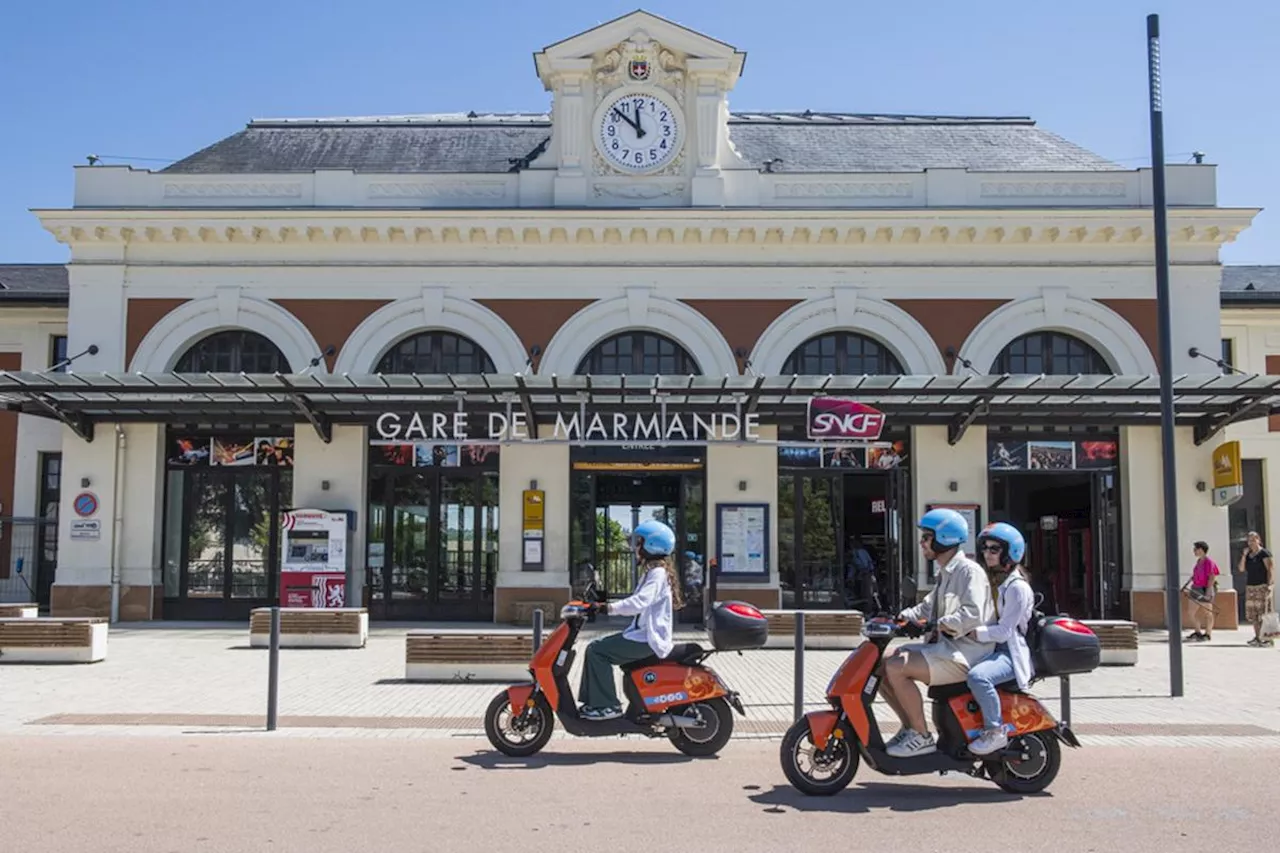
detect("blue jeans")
[967,645,1017,732]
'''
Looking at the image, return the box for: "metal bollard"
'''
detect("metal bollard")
[532,608,544,653]
[793,611,806,722]
[266,606,281,732]
[1059,674,1071,729]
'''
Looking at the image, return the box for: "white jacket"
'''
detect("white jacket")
[610,565,674,659]
[901,551,996,666]
[975,570,1036,690]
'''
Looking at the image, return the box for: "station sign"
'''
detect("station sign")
[374,409,762,443]
[805,398,887,441]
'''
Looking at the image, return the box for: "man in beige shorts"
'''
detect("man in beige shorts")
[880,507,995,758]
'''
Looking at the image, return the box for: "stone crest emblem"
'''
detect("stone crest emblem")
[629,53,650,80]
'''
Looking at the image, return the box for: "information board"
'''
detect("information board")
[715,503,770,582]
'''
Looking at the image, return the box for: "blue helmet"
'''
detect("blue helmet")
[980,521,1026,563]
[634,519,676,557]
[917,508,968,549]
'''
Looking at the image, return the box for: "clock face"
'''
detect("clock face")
[596,91,683,173]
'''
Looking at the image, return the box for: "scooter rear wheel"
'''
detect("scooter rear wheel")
[484,691,554,757]
[666,698,734,757]
[780,718,859,796]
[984,731,1061,794]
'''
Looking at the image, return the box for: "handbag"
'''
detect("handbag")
[1261,611,1280,641]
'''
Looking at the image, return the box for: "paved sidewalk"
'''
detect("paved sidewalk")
[2,620,1277,744]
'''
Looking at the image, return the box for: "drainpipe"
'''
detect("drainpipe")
[109,424,127,623]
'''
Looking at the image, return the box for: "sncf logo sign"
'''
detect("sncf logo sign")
[806,398,887,441]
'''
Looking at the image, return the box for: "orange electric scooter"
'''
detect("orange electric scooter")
[779,615,1098,796]
[484,599,768,758]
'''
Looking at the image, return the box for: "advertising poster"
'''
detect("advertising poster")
[716,503,770,581]
[987,437,1118,471]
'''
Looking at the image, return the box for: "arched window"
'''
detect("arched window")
[376,331,495,374]
[781,332,904,375]
[174,330,289,373]
[575,331,700,375]
[992,332,1112,375]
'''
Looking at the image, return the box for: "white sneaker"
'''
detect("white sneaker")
[968,727,1009,756]
[884,729,909,750]
[886,729,937,757]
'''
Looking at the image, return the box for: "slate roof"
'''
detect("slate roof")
[162,112,1122,175]
[0,264,69,304]
[1222,266,1280,305]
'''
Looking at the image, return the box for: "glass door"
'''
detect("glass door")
[371,468,498,620]
[797,476,843,608]
[171,467,287,619]
[1092,471,1121,619]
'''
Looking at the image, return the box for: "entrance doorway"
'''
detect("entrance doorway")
[989,471,1121,619]
[778,466,911,612]
[365,466,499,621]
[162,466,292,620]
[570,448,705,624]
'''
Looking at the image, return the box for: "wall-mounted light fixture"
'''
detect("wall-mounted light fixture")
[738,480,748,492]
[529,479,538,491]
[948,480,958,492]
[321,480,331,491]
[80,477,91,488]
[1196,480,1206,492]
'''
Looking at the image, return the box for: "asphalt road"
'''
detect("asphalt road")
[3,735,1270,852]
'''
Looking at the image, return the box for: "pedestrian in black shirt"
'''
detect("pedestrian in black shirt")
[1235,531,1276,647]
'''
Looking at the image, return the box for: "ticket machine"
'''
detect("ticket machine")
[279,508,352,608]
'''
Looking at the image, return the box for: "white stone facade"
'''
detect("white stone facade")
[6,11,1263,625]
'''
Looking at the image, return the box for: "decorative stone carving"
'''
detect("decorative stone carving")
[367,182,507,199]
[592,182,687,199]
[163,182,302,198]
[774,182,915,199]
[979,181,1129,199]
[593,29,686,104]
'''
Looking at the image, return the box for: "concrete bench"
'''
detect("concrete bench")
[0,604,38,618]
[249,608,369,649]
[761,610,864,649]
[1081,619,1138,666]
[511,600,556,627]
[0,617,108,663]
[405,632,533,682]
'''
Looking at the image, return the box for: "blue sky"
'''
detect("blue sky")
[1,0,1275,263]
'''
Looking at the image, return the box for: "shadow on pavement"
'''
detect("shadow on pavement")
[457,749,704,770]
[747,782,1027,814]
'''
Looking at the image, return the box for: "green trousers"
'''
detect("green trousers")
[579,632,653,709]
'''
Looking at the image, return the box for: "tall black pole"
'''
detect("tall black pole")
[1147,13,1184,697]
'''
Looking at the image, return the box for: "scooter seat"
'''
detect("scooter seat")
[621,643,707,670]
[927,679,1026,701]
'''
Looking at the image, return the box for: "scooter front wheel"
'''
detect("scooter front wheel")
[667,697,734,757]
[780,718,859,796]
[484,691,554,757]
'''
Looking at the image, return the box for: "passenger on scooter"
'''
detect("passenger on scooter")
[578,518,685,720]
[966,522,1036,757]
[881,508,995,758]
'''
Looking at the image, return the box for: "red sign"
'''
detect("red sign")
[806,398,887,441]
[280,571,346,608]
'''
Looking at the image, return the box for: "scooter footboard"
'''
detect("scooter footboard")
[804,710,841,750]
[507,684,535,717]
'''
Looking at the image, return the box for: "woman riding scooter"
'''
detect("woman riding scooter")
[966,522,1036,757]
[578,518,684,720]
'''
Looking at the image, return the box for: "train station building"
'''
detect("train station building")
[1,11,1273,627]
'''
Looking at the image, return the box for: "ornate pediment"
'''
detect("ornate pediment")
[592,30,686,104]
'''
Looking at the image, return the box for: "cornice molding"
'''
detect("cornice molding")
[37,208,1255,248]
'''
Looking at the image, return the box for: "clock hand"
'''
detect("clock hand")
[613,106,646,139]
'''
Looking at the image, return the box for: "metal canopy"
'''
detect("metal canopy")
[2,370,1278,446]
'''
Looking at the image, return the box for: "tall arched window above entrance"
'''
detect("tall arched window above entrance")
[575,331,700,375]
[376,331,496,374]
[174,330,290,373]
[781,332,904,376]
[992,332,1113,375]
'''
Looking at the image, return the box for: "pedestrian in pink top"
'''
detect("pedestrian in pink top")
[1184,541,1220,642]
